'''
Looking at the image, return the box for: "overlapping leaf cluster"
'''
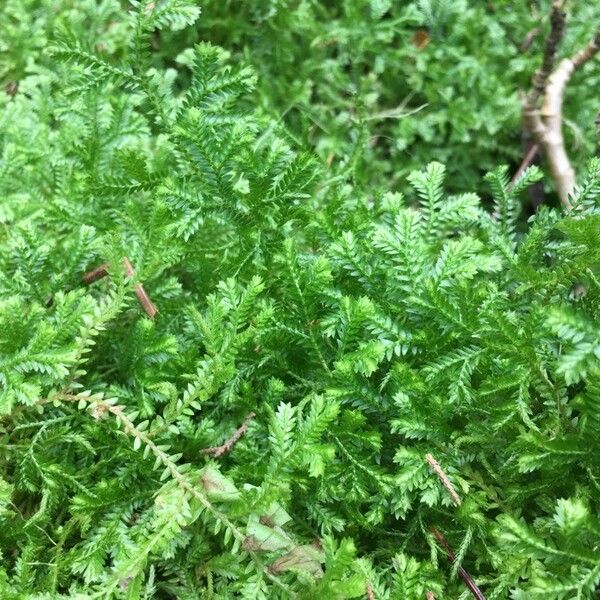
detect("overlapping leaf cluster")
[1,1,599,599]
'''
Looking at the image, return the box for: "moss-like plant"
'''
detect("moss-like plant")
[1,1,600,598]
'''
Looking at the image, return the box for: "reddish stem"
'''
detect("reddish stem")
[123,257,158,319]
[430,528,486,600]
[82,263,110,284]
[510,143,540,187]
[83,258,158,319]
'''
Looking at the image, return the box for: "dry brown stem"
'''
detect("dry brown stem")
[425,453,462,507]
[82,263,110,284]
[6,81,19,96]
[366,582,375,600]
[511,143,540,187]
[201,413,256,458]
[122,257,158,319]
[519,25,541,53]
[523,3,600,208]
[431,528,486,600]
[83,258,158,319]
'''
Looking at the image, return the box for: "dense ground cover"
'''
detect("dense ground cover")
[1,1,600,598]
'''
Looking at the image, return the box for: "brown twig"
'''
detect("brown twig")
[365,582,375,600]
[201,413,256,458]
[519,25,541,53]
[426,593,436,600]
[538,26,600,208]
[122,257,158,319]
[82,263,110,284]
[431,528,486,600]
[83,258,158,319]
[570,28,600,70]
[510,143,540,187]
[526,1,566,108]
[6,81,19,96]
[523,2,600,208]
[425,453,462,507]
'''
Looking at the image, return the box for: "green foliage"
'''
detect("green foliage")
[193,0,600,197]
[1,1,600,599]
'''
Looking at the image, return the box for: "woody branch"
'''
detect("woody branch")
[523,1,600,208]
